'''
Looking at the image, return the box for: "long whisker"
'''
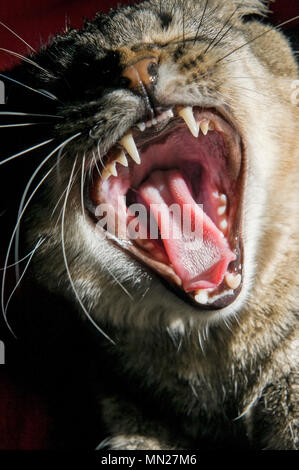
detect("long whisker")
[0,48,49,74]
[0,111,62,118]
[61,156,115,344]
[1,134,80,336]
[193,0,209,45]
[1,166,56,338]
[0,138,54,166]
[216,15,299,65]
[0,123,40,128]
[81,153,86,222]
[204,7,239,54]
[0,20,36,53]
[0,241,45,270]
[0,73,59,101]
[14,133,81,281]
[4,237,45,315]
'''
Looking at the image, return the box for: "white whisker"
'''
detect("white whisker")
[4,237,45,315]
[0,73,59,101]
[0,138,54,166]
[1,133,81,337]
[0,123,39,128]
[0,112,62,118]
[0,48,49,74]
[61,156,115,344]
[14,133,81,281]
[0,241,45,270]
[0,20,36,52]
[81,153,86,222]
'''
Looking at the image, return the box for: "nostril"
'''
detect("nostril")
[122,57,158,91]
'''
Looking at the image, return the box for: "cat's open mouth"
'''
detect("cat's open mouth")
[89,106,245,309]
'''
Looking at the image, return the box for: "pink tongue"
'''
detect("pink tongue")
[139,169,236,292]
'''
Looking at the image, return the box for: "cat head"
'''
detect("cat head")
[2,0,298,340]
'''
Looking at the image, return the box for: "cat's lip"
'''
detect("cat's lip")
[88,106,245,310]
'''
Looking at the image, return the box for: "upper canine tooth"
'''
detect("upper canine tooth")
[116,150,128,167]
[200,120,209,136]
[120,133,141,164]
[178,106,199,138]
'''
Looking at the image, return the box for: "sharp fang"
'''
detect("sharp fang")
[137,122,146,131]
[167,109,174,118]
[106,161,117,177]
[116,150,128,167]
[120,134,141,164]
[200,120,209,136]
[178,106,199,138]
[225,273,241,290]
[194,289,209,305]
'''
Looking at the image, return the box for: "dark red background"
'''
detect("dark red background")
[0,0,298,451]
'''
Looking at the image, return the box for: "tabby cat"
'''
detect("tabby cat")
[0,0,298,450]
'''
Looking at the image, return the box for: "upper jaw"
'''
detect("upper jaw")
[87,104,245,312]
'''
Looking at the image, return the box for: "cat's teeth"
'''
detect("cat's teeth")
[220,194,227,204]
[106,161,118,178]
[120,133,141,164]
[199,120,210,136]
[220,219,228,232]
[116,150,128,167]
[217,205,226,216]
[178,106,199,138]
[137,122,146,132]
[102,162,117,180]
[225,273,242,290]
[194,289,209,305]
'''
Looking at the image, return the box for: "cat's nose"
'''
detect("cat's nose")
[122,57,158,91]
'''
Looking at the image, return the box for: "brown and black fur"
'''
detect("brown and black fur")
[0,0,298,450]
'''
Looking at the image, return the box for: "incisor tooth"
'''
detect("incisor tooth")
[217,205,226,216]
[120,133,141,164]
[225,273,241,290]
[220,219,228,231]
[200,120,209,136]
[116,150,128,167]
[178,106,199,138]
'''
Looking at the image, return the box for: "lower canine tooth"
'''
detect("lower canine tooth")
[116,150,128,167]
[120,133,141,164]
[225,273,241,290]
[178,106,199,138]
